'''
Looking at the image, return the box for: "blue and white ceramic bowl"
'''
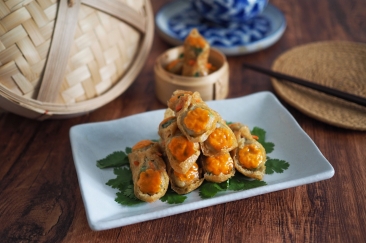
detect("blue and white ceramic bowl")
[192,0,268,24]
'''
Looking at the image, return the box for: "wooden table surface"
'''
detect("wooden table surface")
[1,0,366,242]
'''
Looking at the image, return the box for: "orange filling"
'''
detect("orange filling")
[132,140,153,151]
[183,107,211,135]
[238,144,264,169]
[166,59,181,71]
[206,127,235,151]
[168,136,196,162]
[204,153,233,175]
[186,35,207,48]
[174,162,199,182]
[137,169,161,195]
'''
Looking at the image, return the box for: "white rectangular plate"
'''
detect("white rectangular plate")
[70,92,334,231]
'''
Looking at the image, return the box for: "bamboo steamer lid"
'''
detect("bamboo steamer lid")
[0,0,154,119]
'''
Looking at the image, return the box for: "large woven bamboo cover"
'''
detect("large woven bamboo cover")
[271,41,366,131]
[0,0,154,119]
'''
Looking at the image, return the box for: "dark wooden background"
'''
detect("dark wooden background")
[1,0,366,242]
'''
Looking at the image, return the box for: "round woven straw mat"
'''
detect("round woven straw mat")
[271,41,366,131]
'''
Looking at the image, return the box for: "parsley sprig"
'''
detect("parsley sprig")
[251,127,275,154]
[265,157,290,174]
[96,149,130,168]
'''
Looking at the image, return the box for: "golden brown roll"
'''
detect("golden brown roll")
[165,55,184,74]
[164,108,175,119]
[200,152,235,183]
[166,159,204,194]
[158,116,178,143]
[182,28,210,77]
[177,103,219,143]
[167,90,203,115]
[229,123,266,180]
[164,131,201,174]
[128,140,169,203]
[200,118,238,156]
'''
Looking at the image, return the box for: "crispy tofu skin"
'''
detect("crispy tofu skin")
[165,159,204,194]
[128,142,169,202]
[200,152,235,183]
[177,104,219,143]
[167,90,203,116]
[200,118,238,156]
[182,28,210,77]
[164,132,201,174]
[229,123,266,180]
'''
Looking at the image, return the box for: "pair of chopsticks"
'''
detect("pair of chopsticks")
[242,63,366,107]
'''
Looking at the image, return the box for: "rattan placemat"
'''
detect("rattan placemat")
[271,41,366,131]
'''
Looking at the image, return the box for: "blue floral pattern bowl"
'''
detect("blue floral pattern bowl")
[192,0,269,24]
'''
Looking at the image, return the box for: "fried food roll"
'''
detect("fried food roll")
[167,90,203,115]
[164,108,175,119]
[165,54,184,75]
[128,140,169,203]
[200,152,235,183]
[158,116,178,143]
[164,131,201,174]
[200,119,238,156]
[182,28,210,77]
[229,123,266,180]
[177,104,219,143]
[166,159,204,194]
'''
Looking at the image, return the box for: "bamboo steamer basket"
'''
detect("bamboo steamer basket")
[0,0,154,120]
[154,46,229,105]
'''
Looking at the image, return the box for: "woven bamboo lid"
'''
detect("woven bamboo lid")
[0,0,154,119]
[271,41,366,131]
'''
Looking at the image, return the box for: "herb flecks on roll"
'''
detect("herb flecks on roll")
[128,141,169,202]
[165,29,216,77]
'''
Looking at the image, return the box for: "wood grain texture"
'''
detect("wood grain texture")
[0,0,366,242]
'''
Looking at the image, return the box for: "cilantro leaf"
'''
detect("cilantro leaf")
[199,180,229,199]
[265,157,290,174]
[160,188,187,204]
[96,151,129,168]
[251,127,274,154]
[106,167,132,189]
[122,184,136,198]
[125,147,132,155]
[228,173,267,191]
[115,191,144,206]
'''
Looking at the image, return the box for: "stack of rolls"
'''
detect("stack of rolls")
[129,90,267,202]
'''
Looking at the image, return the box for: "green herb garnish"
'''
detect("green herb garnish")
[199,180,229,199]
[160,188,187,204]
[265,157,290,174]
[116,185,144,206]
[106,167,132,189]
[96,149,130,168]
[251,127,275,154]
[228,173,267,191]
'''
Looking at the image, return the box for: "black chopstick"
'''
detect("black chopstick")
[242,63,366,107]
